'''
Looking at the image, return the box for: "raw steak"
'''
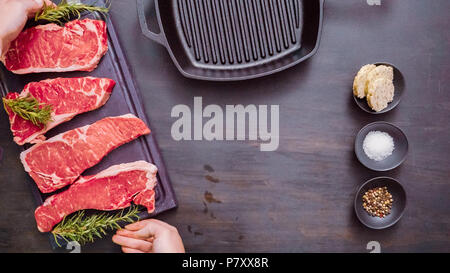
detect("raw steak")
[20,114,150,193]
[4,77,115,145]
[3,19,108,74]
[35,161,158,232]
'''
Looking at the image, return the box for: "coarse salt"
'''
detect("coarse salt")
[363,131,395,161]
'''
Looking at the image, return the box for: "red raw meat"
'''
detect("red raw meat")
[4,77,115,145]
[35,161,158,232]
[20,114,150,193]
[3,19,108,74]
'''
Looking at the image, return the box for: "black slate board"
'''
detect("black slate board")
[0,1,177,249]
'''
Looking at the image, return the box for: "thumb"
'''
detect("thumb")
[126,219,167,240]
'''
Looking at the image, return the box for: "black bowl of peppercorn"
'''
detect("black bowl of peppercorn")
[354,177,406,229]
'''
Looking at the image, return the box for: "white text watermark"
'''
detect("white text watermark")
[171,97,279,151]
[367,0,381,6]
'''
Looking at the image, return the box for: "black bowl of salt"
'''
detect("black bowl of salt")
[355,121,408,171]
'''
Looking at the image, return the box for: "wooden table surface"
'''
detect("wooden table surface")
[0,0,449,252]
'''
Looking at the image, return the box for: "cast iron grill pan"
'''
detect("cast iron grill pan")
[0,0,177,250]
[138,0,324,81]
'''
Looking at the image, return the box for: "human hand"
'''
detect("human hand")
[0,0,55,59]
[112,219,185,253]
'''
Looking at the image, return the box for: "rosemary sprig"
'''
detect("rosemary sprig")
[2,95,52,126]
[35,0,110,25]
[52,206,140,246]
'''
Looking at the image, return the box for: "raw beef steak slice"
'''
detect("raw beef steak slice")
[3,19,108,74]
[20,114,150,193]
[35,161,158,232]
[4,77,115,145]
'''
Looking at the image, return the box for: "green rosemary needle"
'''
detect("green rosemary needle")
[35,0,110,25]
[2,95,52,126]
[52,206,140,246]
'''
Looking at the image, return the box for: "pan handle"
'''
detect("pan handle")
[137,0,165,45]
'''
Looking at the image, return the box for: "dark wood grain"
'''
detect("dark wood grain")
[0,0,449,252]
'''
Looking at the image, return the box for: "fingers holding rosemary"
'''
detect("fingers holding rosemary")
[113,219,185,253]
[26,0,56,18]
[34,0,109,25]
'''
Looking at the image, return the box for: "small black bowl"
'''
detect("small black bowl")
[354,177,406,229]
[355,121,408,171]
[353,62,405,114]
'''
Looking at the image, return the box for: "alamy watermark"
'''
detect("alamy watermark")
[367,0,381,6]
[67,241,81,253]
[366,241,381,253]
[171,97,279,151]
